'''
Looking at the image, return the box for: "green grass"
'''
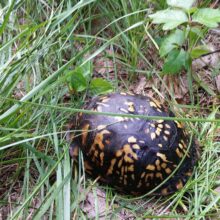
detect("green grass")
[0,0,219,219]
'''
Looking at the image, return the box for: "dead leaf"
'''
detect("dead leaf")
[133,76,147,94]
[192,44,219,71]
[80,188,110,219]
[215,74,220,93]
[94,50,114,75]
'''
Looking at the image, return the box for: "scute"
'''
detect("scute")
[69,93,198,195]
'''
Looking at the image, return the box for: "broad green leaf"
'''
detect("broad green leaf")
[190,45,210,59]
[189,27,204,48]
[70,68,87,92]
[163,49,187,74]
[188,7,198,14]
[192,8,220,28]
[149,9,188,30]
[81,60,93,79]
[90,78,113,95]
[167,0,195,10]
[190,27,204,38]
[159,29,185,57]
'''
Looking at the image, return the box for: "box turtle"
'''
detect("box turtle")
[69,93,198,195]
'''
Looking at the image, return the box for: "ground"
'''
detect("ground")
[0,1,219,219]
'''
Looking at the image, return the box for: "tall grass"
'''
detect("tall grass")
[0,0,219,219]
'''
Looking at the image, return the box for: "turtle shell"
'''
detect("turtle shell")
[69,93,198,195]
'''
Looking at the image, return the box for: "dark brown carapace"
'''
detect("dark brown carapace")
[69,93,198,195]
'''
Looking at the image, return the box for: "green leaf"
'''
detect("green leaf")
[159,29,185,57]
[190,27,204,38]
[81,60,93,80]
[90,78,113,95]
[188,7,198,14]
[163,49,188,74]
[149,9,188,30]
[188,27,204,48]
[192,8,220,28]
[70,68,87,92]
[167,0,195,10]
[190,45,210,59]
